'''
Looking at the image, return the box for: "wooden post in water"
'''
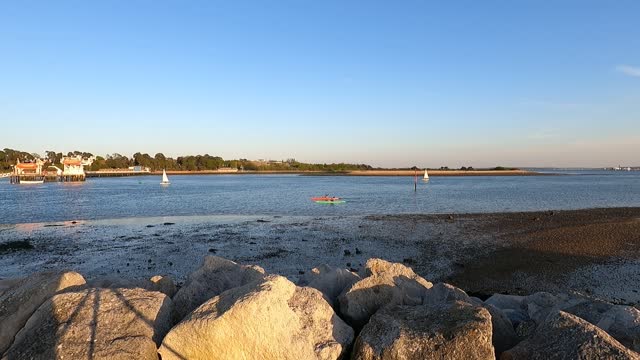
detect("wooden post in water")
[413,166,417,192]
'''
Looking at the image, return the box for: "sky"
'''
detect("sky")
[1,1,639,168]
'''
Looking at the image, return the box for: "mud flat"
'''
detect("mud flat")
[0,207,638,306]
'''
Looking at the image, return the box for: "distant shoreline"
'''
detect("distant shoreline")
[129,169,543,177]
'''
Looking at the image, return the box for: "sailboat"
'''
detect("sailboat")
[161,169,170,185]
[422,169,429,182]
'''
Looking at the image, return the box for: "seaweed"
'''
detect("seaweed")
[0,240,35,254]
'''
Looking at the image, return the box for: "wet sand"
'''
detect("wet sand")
[0,207,638,306]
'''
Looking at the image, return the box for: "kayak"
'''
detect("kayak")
[311,196,341,201]
[314,200,346,204]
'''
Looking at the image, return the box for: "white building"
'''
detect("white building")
[61,156,90,181]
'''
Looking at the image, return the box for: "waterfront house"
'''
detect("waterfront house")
[61,156,87,181]
[10,159,45,184]
[13,159,43,176]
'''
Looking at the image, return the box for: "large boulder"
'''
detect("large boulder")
[159,275,353,360]
[425,283,518,354]
[172,256,266,320]
[0,271,86,354]
[86,275,139,289]
[2,287,173,360]
[596,305,640,353]
[0,277,24,296]
[352,301,495,360]
[501,311,640,360]
[483,303,520,355]
[87,274,177,298]
[523,292,561,324]
[422,282,471,305]
[338,258,432,327]
[485,294,529,328]
[561,302,640,353]
[299,264,360,306]
[485,293,526,311]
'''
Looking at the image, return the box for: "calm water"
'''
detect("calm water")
[0,171,639,224]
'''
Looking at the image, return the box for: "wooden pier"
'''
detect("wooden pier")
[10,173,85,183]
[9,174,45,184]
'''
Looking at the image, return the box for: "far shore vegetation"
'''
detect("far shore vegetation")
[0,148,517,173]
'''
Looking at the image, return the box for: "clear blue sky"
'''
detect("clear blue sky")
[1,1,639,167]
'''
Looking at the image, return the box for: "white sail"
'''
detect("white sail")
[423,169,429,181]
[161,169,170,184]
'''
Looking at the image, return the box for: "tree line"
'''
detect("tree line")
[0,148,373,172]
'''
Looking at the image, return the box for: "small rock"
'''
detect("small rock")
[146,225,155,228]
[149,275,178,298]
[355,247,362,254]
[163,222,175,225]
[208,248,217,253]
[346,262,351,267]
[344,249,352,256]
[298,270,305,275]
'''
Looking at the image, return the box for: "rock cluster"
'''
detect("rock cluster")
[0,256,638,359]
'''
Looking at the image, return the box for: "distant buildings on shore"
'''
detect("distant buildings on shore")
[10,156,94,183]
[608,166,639,171]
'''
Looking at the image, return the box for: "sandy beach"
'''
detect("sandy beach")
[1,207,638,307]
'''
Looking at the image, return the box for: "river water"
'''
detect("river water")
[1,170,639,224]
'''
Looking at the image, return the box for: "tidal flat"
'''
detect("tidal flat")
[1,207,639,306]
